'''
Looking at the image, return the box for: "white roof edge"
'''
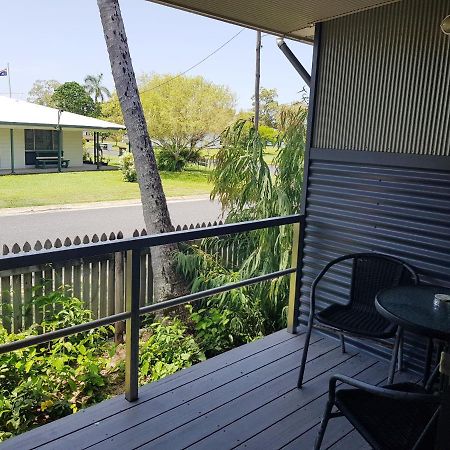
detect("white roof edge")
[0,96,126,131]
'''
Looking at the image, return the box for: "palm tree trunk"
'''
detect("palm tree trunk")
[97,0,181,301]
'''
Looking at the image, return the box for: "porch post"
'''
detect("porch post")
[93,132,96,166]
[287,219,303,333]
[286,23,322,333]
[9,129,15,174]
[96,132,100,170]
[57,129,63,173]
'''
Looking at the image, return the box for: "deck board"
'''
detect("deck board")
[1,330,421,450]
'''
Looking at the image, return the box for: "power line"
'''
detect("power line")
[139,28,245,94]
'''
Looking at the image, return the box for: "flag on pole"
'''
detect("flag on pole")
[0,68,7,76]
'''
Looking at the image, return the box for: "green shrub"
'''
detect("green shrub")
[187,305,236,356]
[139,317,205,384]
[157,147,201,172]
[119,152,137,182]
[0,291,114,441]
[176,247,265,345]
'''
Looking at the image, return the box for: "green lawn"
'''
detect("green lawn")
[0,168,212,209]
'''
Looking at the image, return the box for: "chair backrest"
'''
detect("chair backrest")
[350,254,417,310]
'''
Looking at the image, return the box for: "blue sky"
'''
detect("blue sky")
[2,1,313,110]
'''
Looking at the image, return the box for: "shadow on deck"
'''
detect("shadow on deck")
[2,331,419,450]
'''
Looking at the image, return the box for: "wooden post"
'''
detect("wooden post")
[287,220,303,333]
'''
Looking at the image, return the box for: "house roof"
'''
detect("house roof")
[148,0,400,42]
[0,97,125,131]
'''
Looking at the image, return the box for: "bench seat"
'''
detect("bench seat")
[35,157,70,169]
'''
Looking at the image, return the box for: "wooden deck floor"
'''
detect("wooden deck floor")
[2,330,419,450]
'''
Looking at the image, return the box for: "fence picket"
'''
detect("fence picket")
[114,251,125,344]
[33,269,44,324]
[91,259,100,319]
[1,275,11,332]
[23,272,33,328]
[107,256,115,316]
[99,258,108,317]
[12,273,22,332]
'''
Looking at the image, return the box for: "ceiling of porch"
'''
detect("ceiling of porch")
[148,0,401,42]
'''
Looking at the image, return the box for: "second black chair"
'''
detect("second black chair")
[297,252,418,388]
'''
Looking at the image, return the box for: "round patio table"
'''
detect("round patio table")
[375,285,450,342]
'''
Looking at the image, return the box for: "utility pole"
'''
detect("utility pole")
[254,31,261,132]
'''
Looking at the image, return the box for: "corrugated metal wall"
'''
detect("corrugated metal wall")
[299,149,450,370]
[313,0,450,155]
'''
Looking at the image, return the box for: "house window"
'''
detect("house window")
[24,129,59,151]
[24,129,60,165]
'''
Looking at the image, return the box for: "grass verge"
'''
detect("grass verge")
[0,167,211,209]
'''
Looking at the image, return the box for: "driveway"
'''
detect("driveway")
[0,197,224,250]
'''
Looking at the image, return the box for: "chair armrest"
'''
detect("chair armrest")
[328,374,440,404]
[309,252,419,319]
[309,254,358,318]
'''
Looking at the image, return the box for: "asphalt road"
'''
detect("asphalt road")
[0,197,224,249]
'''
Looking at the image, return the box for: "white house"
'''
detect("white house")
[0,96,125,171]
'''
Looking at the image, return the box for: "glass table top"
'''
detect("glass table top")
[375,285,450,340]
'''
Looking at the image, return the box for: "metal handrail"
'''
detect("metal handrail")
[0,214,301,271]
[0,213,304,401]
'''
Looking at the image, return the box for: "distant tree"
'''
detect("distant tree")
[139,74,235,153]
[51,82,99,117]
[252,87,279,128]
[27,80,61,106]
[101,94,123,124]
[84,73,111,103]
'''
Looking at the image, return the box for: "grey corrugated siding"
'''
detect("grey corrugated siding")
[299,150,450,371]
[314,0,450,156]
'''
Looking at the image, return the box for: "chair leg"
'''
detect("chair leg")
[340,333,346,353]
[423,338,434,386]
[388,327,403,384]
[314,400,334,450]
[297,320,313,389]
[397,332,404,372]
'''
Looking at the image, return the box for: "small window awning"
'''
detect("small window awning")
[0,96,125,131]
[149,0,400,42]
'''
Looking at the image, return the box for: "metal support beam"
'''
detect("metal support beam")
[124,249,141,402]
[277,38,311,87]
[9,129,15,174]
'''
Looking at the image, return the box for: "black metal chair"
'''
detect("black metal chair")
[314,374,441,450]
[297,253,418,388]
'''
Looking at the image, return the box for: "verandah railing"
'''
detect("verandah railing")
[0,220,253,334]
[0,214,304,402]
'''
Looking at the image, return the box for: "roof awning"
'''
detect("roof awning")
[0,97,125,131]
[149,0,400,42]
